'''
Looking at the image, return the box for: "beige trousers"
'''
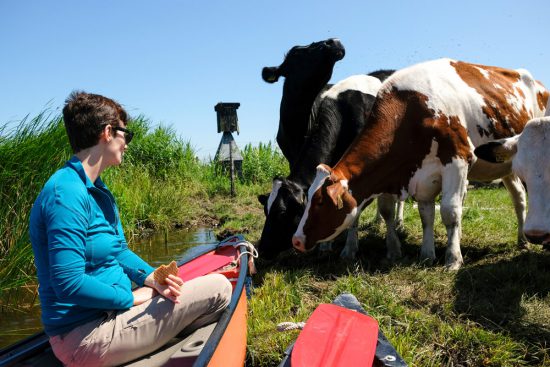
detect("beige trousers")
[49,274,232,367]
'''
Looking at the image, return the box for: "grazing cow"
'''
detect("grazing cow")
[475,110,550,245]
[258,74,403,260]
[292,58,548,270]
[262,38,345,167]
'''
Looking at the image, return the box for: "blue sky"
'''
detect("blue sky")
[1,0,548,159]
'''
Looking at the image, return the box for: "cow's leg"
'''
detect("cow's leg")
[378,194,402,260]
[340,211,361,260]
[501,174,528,248]
[375,198,403,229]
[418,200,436,264]
[319,241,333,253]
[440,164,468,270]
[395,199,405,232]
[373,203,383,226]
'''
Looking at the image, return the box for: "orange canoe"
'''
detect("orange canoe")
[0,235,253,367]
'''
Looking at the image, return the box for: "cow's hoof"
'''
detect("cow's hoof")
[517,238,528,250]
[445,255,463,271]
[419,257,434,267]
[340,248,357,261]
[419,249,436,265]
[445,261,463,271]
[386,250,402,262]
[396,226,406,237]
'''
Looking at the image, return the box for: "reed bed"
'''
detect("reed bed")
[0,112,287,307]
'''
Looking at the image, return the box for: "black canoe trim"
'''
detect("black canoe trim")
[0,332,51,367]
[192,239,249,367]
[0,235,248,367]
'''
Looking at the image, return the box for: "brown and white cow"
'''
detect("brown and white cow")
[292,58,549,270]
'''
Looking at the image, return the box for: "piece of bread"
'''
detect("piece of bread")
[154,261,178,285]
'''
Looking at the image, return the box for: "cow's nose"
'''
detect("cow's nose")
[292,236,306,252]
[524,230,550,244]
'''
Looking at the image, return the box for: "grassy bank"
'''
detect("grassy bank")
[246,188,550,367]
[2,113,550,366]
[0,112,287,305]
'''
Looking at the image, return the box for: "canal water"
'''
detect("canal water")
[0,228,217,350]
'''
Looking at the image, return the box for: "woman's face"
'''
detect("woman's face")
[105,121,129,167]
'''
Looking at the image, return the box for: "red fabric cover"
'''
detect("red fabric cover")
[291,304,379,367]
[177,250,236,282]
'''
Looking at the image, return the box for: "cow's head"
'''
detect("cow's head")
[475,116,550,244]
[292,164,362,252]
[262,38,345,86]
[257,178,307,259]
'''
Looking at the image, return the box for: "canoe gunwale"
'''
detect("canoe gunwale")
[191,240,249,367]
[0,332,50,366]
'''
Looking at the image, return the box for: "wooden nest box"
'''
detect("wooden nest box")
[215,102,240,134]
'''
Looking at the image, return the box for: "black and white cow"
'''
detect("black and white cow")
[258,73,402,260]
[262,38,345,168]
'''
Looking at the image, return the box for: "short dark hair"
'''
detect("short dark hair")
[62,91,128,153]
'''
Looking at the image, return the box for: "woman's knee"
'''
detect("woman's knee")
[207,274,232,305]
[179,274,232,308]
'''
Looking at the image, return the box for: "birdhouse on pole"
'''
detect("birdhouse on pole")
[215,102,240,134]
[214,102,242,196]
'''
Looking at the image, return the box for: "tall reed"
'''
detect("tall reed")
[241,141,288,184]
[0,112,288,308]
[0,112,71,301]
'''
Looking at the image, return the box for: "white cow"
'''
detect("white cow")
[475,111,550,244]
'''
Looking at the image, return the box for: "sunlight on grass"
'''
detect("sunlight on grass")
[2,111,549,365]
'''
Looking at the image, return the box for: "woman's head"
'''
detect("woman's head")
[62,91,129,153]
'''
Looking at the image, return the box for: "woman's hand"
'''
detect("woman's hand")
[144,273,184,304]
[132,286,158,306]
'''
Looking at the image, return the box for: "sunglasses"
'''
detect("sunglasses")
[112,126,134,144]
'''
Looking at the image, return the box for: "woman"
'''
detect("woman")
[29,91,232,366]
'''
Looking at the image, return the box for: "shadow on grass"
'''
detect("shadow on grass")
[252,222,423,288]
[453,250,550,360]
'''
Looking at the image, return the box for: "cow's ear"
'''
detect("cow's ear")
[258,194,269,206]
[316,163,332,174]
[262,67,280,83]
[299,191,306,204]
[475,136,519,163]
[326,182,345,210]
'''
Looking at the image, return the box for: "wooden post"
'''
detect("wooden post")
[214,103,241,198]
[229,141,236,197]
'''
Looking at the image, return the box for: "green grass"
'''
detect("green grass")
[246,187,550,366]
[2,111,550,365]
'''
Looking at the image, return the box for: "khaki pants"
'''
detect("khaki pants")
[49,274,232,367]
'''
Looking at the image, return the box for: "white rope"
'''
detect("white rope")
[277,321,306,332]
[220,239,258,274]
[233,240,259,263]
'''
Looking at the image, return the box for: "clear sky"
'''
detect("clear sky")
[1,0,548,159]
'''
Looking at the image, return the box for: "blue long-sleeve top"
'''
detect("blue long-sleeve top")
[30,156,155,336]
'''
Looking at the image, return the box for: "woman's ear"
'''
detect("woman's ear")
[100,124,112,143]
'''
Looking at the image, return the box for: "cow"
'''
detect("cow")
[262,38,345,168]
[292,58,549,270]
[258,74,403,260]
[475,105,550,245]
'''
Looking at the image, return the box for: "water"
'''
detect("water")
[0,228,216,350]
